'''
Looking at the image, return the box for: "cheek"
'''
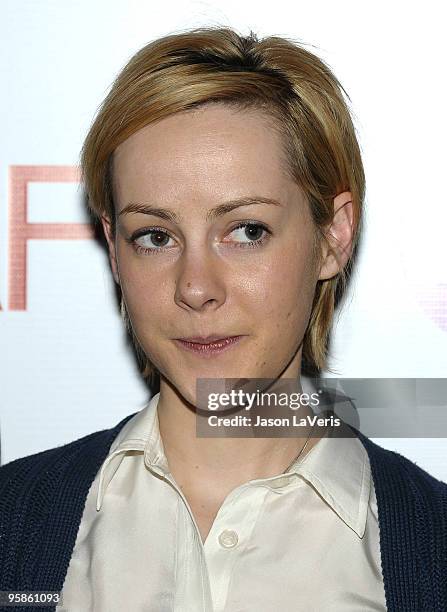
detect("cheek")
[244,240,318,325]
[116,249,169,326]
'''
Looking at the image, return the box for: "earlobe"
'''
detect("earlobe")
[318,191,354,281]
[100,214,120,286]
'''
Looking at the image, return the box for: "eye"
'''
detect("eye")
[226,222,271,249]
[126,227,175,255]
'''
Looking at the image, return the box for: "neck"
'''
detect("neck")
[156,376,325,491]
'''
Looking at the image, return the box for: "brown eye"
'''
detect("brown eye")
[141,230,170,248]
[228,222,270,248]
[126,227,176,255]
[244,225,264,241]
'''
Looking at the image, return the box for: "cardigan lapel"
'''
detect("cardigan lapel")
[357,430,447,612]
[0,412,138,603]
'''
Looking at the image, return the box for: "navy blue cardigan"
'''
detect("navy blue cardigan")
[0,412,446,612]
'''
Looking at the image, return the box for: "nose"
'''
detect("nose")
[174,247,227,312]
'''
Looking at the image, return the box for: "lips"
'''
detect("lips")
[173,335,245,356]
[177,335,240,344]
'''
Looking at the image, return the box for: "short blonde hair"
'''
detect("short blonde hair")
[81,26,365,386]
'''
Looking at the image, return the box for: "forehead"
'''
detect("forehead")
[112,103,298,211]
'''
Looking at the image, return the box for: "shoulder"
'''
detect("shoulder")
[0,412,137,587]
[358,430,447,502]
[0,412,138,500]
[357,432,447,610]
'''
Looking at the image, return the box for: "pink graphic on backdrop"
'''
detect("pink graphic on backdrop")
[417,283,447,332]
[8,165,93,311]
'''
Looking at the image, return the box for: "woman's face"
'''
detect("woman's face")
[103,103,326,403]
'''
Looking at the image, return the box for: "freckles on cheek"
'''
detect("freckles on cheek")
[258,250,313,294]
[117,245,157,291]
[259,255,316,323]
[119,266,173,325]
[120,268,150,301]
[117,264,153,315]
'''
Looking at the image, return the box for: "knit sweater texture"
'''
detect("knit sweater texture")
[0,413,446,612]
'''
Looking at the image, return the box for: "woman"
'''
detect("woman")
[1,26,446,612]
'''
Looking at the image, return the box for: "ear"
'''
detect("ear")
[318,191,354,281]
[101,214,120,286]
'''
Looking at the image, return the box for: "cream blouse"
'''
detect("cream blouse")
[60,392,387,611]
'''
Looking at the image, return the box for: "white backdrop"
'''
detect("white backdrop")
[1,0,446,480]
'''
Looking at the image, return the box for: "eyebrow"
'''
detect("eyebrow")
[118,196,284,224]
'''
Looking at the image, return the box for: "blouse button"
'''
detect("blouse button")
[218,529,239,548]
